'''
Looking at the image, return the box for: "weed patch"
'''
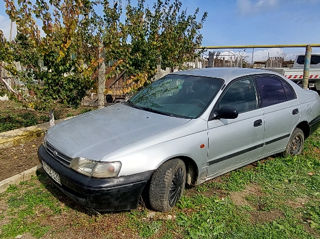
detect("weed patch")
[303,202,320,232]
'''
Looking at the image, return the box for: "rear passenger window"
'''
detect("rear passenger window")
[218,78,258,114]
[281,80,297,101]
[255,76,287,107]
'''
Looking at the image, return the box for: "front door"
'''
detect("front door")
[207,77,264,178]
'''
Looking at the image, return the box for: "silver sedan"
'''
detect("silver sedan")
[38,68,320,212]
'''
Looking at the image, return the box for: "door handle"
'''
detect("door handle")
[292,108,299,115]
[254,119,262,127]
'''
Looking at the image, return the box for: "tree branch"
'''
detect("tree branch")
[0,78,18,95]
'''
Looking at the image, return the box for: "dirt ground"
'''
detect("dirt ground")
[0,100,96,181]
[0,136,44,181]
[229,184,284,224]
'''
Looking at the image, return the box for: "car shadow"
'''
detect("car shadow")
[36,168,101,216]
[36,168,146,215]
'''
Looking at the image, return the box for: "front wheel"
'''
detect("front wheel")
[283,128,305,156]
[149,159,186,212]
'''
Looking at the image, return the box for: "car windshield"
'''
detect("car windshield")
[127,74,224,119]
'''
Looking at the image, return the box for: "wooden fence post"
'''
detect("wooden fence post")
[98,42,106,109]
[303,45,312,89]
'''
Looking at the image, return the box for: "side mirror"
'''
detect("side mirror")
[211,106,238,120]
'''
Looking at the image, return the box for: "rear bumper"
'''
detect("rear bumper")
[310,115,320,135]
[38,145,153,211]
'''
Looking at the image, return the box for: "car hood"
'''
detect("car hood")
[46,103,191,161]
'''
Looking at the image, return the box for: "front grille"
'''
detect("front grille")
[45,141,72,166]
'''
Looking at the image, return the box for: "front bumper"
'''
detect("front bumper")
[38,145,153,211]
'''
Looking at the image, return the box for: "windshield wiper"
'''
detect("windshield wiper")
[140,106,192,119]
[125,101,192,119]
[140,106,174,116]
[125,100,143,110]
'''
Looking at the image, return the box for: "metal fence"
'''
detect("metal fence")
[198,44,320,89]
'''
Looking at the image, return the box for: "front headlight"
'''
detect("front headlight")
[70,157,121,178]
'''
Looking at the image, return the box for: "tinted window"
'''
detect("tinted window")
[129,75,224,119]
[217,78,258,114]
[297,55,320,65]
[282,80,296,101]
[256,76,287,107]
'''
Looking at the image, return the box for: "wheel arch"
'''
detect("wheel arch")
[161,156,199,187]
[295,121,310,139]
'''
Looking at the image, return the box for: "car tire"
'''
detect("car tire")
[283,128,305,156]
[106,94,113,103]
[149,159,186,212]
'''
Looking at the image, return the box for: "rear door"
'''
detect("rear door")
[207,76,264,177]
[254,74,300,157]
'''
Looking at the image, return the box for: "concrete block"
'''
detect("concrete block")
[0,165,42,193]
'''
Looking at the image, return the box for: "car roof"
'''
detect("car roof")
[171,67,278,84]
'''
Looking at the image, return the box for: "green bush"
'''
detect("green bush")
[0,113,39,132]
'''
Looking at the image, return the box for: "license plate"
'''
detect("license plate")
[42,161,61,185]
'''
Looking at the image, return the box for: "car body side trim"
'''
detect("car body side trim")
[310,115,320,125]
[310,115,320,134]
[208,133,291,166]
[208,143,264,165]
[265,134,290,145]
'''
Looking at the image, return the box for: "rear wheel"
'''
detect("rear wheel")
[149,159,186,212]
[283,128,304,156]
[106,94,113,103]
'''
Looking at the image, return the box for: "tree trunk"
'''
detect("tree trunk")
[49,110,55,127]
[98,42,106,109]
[303,45,312,90]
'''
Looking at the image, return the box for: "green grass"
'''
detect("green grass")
[0,129,319,238]
[0,174,62,238]
[303,202,320,232]
[1,219,50,239]
[128,129,320,239]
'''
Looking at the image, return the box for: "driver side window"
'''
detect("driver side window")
[217,78,258,114]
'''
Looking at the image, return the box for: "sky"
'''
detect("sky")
[0,0,320,61]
